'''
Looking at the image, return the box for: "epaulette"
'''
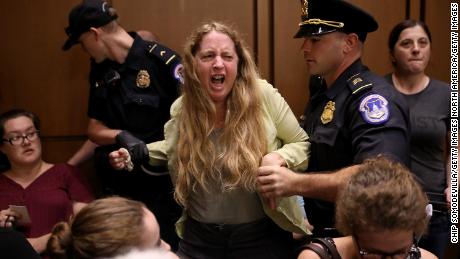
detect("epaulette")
[347,73,373,95]
[146,41,181,67]
[146,41,184,84]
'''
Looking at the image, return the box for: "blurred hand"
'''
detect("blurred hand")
[0,208,19,228]
[257,165,299,209]
[109,148,131,170]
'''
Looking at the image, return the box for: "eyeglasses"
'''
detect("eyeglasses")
[354,236,414,259]
[358,249,411,259]
[2,130,40,146]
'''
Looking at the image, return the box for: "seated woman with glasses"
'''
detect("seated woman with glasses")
[0,109,94,255]
[297,157,437,259]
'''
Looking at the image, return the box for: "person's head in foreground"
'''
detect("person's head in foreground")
[298,157,436,259]
[47,197,170,259]
[336,157,431,259]
[110,248,179,259]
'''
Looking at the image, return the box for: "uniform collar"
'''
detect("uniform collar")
[121,34,149,71]
[325,59,365,99]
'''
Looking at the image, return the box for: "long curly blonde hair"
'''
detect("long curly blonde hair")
[174,22,267,207]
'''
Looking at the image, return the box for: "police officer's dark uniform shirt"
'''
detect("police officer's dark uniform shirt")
[88,34,181,143]
[300,59,410,237]
[87,34,182,248]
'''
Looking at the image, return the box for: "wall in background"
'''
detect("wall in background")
[0,0,452,171]
[0,1,456,256]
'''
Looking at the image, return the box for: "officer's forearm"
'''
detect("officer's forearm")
[88,118,121,145]
[296,165,361,202]
[67,140,98,166]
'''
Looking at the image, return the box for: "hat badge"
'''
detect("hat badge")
[301,0,308,18]
[321,100,335,124]
[136,70,150,88]
[298,0,344,29]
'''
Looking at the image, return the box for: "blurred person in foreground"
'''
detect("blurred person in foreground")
[298,157,437,259]
[47,197,171,259]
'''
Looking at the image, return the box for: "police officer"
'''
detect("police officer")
[257,0,410,237]
[63,0,182,248]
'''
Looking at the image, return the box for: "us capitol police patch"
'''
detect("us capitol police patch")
[359,94,390,124]
[174,64,184,84]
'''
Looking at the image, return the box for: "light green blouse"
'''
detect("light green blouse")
[146,79,312,236]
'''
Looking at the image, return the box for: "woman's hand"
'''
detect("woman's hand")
[108,148,131,170]
[0,208,19,228]
[261,152,286,167]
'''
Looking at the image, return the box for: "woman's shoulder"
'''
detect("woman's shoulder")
[420,248,438,259]
[256,78,276,94]
[297,237,353,259]
[429,78,450,91]
[170,96,183,117]
[49,163,75,172]
[43,163,80,178]
[298,248,322,259]
[429,78,450,87]
[256,78,284,106]
[427,78,450,97]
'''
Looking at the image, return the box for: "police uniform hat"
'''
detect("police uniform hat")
[63,0,118,51]
[293,0,378,42]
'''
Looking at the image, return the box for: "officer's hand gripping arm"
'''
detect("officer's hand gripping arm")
[115,131,149,165]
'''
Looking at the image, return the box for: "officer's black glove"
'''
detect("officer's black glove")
[115,131,149,165]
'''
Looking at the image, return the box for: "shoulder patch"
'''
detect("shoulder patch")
[347,73,373,95]
[173,63,184,84]
[359,94,390,124]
